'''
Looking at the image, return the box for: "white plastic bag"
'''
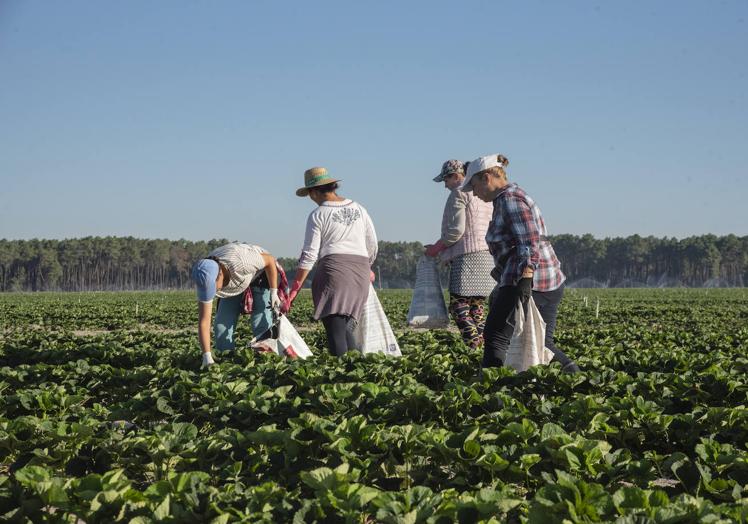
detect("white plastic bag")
[503,297,554,372]
[348,284,401,357]
[252,316,313,360]
[407,256,449,328]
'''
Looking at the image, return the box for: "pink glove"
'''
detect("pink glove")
[425,240,447,258]
[369,270,376,283]
[280,297,292,315]
[285,280,303,311]
[280,281,301,315]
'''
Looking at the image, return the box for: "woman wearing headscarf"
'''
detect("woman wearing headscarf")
[460,154,580,372]
[425,159,495,348]
[191,242,283,367]
[286,167,378,357]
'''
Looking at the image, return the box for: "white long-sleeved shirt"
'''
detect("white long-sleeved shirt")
[298,199,378,270]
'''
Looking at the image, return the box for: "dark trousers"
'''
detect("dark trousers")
[483,283,573,368]
[321,314,352,357]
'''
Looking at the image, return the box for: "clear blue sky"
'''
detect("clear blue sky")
[1,0,746,257]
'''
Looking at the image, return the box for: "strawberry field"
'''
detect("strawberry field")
[1,289,747,523]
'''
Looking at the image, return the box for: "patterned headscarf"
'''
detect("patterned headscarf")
[433,159,466,182]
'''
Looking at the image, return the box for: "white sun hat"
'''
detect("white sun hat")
[460,154,506,192]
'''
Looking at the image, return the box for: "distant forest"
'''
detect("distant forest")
[0,234,745,291]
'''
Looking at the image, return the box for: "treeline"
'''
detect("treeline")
[550,234,746,287]
[0,234,745,291]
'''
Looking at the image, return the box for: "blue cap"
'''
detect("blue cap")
[192,259,220,302]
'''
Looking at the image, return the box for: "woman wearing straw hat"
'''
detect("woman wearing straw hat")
[460,154,580,373]
[191,242,283,368]
[425,159,495,349]
[286,167,378,357]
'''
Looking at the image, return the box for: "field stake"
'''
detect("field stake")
[595,299,600,318]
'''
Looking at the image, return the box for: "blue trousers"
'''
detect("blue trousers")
[214,286,272,351]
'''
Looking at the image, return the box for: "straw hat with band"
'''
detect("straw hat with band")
[296,167,341,197]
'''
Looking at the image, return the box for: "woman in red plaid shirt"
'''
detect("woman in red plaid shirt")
[460,154,580,373]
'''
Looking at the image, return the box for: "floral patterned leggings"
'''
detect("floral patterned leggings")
[448,294,486,349]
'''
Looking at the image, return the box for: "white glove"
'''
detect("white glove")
[270,288,281,313]
[201,351,215,369]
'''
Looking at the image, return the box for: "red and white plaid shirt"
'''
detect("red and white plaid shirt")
[486,183,565,291]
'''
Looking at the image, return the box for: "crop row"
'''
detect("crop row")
[1,290,747,522]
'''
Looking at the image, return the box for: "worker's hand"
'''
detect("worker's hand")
[287,280,303,305]
[201,351,215,369]
[269,288,282,313]
[369,270,376,283]
[517,277,533,303]
[280,297,291,315]
[425,240,447,258]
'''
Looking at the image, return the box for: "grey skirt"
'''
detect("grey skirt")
[312,254,370,321]
[448,250,495,297]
